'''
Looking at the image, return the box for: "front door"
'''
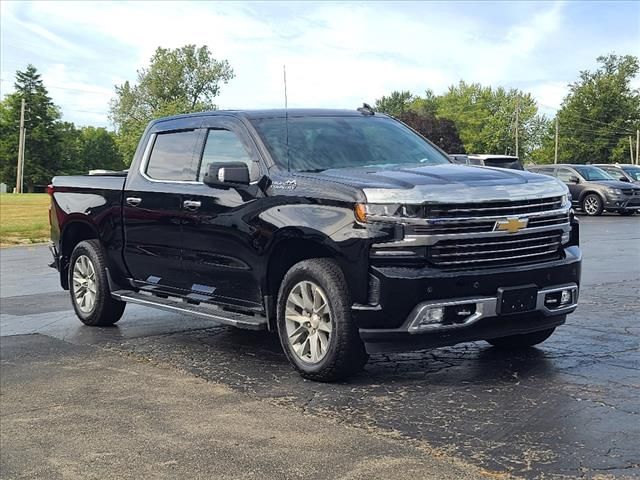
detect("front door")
[123,120,202,292]
[179,117,265,310]
[556,167,581,207]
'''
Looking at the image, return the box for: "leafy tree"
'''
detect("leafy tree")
[0,65,62,190]
[110,45,234,163]
[553,54,640,164]
[374,90,415,117]
[398,111,465,153]
[437,82,548,161]
[78,127,124,172]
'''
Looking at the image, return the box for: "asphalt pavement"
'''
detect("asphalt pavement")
[1,214,639,479]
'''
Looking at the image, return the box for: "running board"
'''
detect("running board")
[111,290,267,330]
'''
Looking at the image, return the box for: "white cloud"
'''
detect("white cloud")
[1,0,637,127]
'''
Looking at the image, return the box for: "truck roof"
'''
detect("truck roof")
[150,108,384,125]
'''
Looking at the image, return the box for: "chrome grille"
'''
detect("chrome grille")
[429,230,563,269]
[426,196,564,218]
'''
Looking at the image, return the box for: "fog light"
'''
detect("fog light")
[421,307,445,324]
[561,232,570,244]
[560,289,573,306]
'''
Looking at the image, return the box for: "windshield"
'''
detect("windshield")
[251,116,450,172]
[622,166,640,180]
[573,166,615,181]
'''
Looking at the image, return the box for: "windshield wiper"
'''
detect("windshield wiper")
[298,168,326,173]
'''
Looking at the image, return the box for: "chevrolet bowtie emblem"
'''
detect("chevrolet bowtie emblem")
[494,217,529,234]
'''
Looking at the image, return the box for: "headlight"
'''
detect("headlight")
[355,203,423,222]
[606,188,623,195]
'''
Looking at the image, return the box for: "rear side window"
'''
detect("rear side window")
[146,130,199,181]
[557,168,575,182]
[198,129,254,181]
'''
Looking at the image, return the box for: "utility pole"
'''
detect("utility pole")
[15,98,25,194]
[514,98,519,158]
[554,117,559,164]
[630,136,635,165]
[636,129,639,165]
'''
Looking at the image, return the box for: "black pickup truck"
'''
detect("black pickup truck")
[49,108,582,381]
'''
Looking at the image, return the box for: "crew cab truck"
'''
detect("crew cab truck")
[49,108,582,381]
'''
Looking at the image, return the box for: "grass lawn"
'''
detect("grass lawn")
[0,193,51,247]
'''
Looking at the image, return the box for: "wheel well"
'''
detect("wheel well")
[59,222,99,289]
[265,238,335,328]
[579,190,604,203]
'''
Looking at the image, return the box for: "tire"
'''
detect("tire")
[487,327,555,349]
[618,210,636,216]
[276,258,368,382]
[69,240,125,326]
[581,193,604,216]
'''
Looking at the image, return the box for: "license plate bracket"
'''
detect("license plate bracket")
[497,285,538,315]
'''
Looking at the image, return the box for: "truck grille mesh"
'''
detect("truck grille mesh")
[428,230,563,269]
[426,196,565,218]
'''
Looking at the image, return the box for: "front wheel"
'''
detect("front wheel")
[276,259,368,382]
[487,327,555,349]
[581,193,603,216]
[69,240,125,326]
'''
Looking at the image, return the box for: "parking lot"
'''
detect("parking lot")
[1,214,639,479]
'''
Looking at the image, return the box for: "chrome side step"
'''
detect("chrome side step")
[111,290,267,330]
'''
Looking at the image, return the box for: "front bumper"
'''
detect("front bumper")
[353,246,581,354]
[605,194,640,211]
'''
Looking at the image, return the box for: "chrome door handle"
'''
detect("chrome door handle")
[126,197,142,207]
[183,200,201,211]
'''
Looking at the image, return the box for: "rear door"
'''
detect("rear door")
[123,118,202,291]
[178,116,266,310]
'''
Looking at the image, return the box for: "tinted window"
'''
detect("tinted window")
[198,129,253,181]
[251,116,449,172]
[482,157,524,170]
[557,168,576,182]
[146,130,198,181]
[622,166,640,180]
[573,166,614,181]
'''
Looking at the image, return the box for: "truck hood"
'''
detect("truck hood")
[315,164,568,204]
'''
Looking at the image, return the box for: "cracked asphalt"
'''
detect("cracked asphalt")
[1,214,639,479]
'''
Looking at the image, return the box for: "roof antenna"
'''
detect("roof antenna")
[283,65,290,172]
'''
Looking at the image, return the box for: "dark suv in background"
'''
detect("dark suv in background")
[594,164,640,184]
[528,164,640,216]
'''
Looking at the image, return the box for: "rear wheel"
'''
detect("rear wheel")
[69,240,125,326]
[487,327,555,349]
[581,193,603,216]
[277,259,368,382]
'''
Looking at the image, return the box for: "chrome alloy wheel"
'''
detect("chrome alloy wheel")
[72,255,97,313]
[285,281,333,364]
[584,195,600,215]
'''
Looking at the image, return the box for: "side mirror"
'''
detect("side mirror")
[203,162,250,187]
[568,175,580,184]
[619,177,630,182]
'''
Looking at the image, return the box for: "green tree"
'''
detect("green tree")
[437,82,548,162]
[374,90,415,117]
[0,65,62,190]
[554,54,640,164]
[78,127,124,172]
[110,45,234,163]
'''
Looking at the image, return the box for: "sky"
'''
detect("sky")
[1,1,638,128]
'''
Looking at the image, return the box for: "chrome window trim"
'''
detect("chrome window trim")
[139,133,201,185]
